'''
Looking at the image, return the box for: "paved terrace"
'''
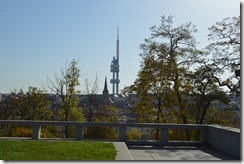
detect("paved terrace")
[0,120,241,160]
[126,145,238,160]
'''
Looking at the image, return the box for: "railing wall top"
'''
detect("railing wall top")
[0,120,208,129]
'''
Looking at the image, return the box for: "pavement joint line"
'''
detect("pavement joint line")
[177,154,186,160]
[147,149,156,160]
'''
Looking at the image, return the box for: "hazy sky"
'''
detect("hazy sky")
[0,0,240,94]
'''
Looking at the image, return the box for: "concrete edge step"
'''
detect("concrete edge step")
[113,142,134,160]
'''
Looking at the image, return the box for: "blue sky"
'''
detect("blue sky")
[0,0,240,94]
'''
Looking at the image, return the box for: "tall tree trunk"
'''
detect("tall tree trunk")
[175,87,190,140]
[199,102,211,124]
[8,125,13,137]
[65,126,69,138]
[173,74,188,125]
[88,104,92,122]
[155,95,162,140]
[176,90,188,124]
[65,108,69,138]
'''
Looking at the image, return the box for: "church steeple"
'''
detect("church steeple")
[103,77,109,96]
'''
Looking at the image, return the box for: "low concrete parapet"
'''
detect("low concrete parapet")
[0,120,240,159]
[207,125,240,159]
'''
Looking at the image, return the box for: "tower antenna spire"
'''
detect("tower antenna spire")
[110,27,120,95]
[117,27,119,40]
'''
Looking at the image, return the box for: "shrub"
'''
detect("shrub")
[84,126,118,140]
[126,129,143,140]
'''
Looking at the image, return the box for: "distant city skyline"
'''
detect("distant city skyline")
[0,0,240,94]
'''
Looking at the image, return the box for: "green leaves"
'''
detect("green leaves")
[130,15,239,127]
[1,87,52,120]
[132,15,202,124]
[207,16,240,94]
[47,59,84,137]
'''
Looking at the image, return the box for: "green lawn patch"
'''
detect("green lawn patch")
[0,140,117,160]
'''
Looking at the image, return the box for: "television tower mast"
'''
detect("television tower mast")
[110,27,120,95]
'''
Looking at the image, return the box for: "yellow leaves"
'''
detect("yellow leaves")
[14,127,32,137]
[126,129,143,140]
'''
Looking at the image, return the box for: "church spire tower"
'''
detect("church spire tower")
[103,77,110,101]
[110,27,120,95]
[103,77,109,95]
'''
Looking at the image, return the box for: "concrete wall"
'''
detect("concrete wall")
[207,125,240,159]
[0,120,240,159]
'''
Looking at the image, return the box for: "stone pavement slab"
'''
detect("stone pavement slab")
[113,142,133,160]
[127,145,238,160]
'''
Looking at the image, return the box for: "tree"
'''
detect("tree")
[205,106,240,128]
[0,90,24,136]
[0,87,52,121]
[186,66,229,124]
[129,95,157,123]
[130,58,165,124]
[0,87,53,137]
[20,87,52,120]
[47,59,85,138]
[0,90,22,121]
[129,57,170,139]
[95,105,120,122]
[84,76,99,122]
[131,15,202,125]
[84,105,120,140]
[206,16,240,95]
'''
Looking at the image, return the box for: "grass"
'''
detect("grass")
[0,140,117,160]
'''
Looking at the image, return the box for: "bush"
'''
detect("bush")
[168,129,199,141]
[84,126,118,140]
[14,127,32,137]
[126,129,143,140]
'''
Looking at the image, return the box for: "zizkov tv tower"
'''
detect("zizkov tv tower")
[110,27,120,95]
